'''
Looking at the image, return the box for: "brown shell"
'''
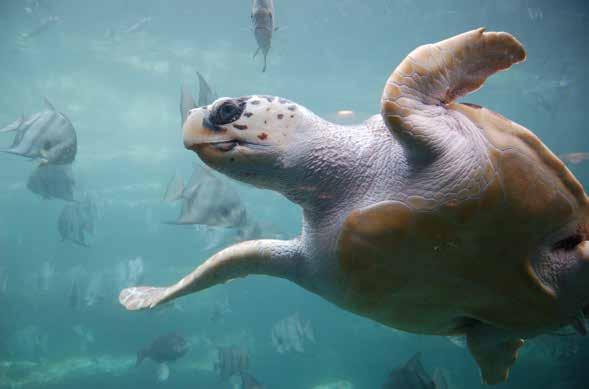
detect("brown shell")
[338,29,589,335]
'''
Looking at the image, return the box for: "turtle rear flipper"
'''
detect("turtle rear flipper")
[119,286,170,310]
[467,325,524,385]
[381,28,525,150]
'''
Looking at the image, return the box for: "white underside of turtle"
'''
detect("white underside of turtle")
[119,28,589,385]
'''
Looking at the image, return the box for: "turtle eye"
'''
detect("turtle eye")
[213,101,243,125]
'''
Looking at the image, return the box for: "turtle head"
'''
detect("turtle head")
[183,95,314,190]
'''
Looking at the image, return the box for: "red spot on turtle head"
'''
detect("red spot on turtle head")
[257,132,268,140]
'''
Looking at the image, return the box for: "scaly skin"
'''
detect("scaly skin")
[119,30,589,385]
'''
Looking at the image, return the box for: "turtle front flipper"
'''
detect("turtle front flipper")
[119,239,302,311]
[381,28,525,150]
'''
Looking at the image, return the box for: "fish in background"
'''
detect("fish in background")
[123,16,152,34]
[251,0,278,72]
[69,280,81,310]
[19,15,60,40]
[560,152,589,165]
[114,257,145,292]
[57,198,97,247]
[382,353,448,389]
[84,273,105,308]
[240,371,265,389]
[13,325,49,363]
[72,325,95,353]
[179,72,218,125]
[36,260,55,293]
[214,346,249,381]
[0,98,77,165]
[27,164,75,201]
[136,332,190,382]
[209,297,232,323]
[163,168,247,228]
[270,313,315,354]
[0,267,7,297]
[104,17,152,42]
[24,0,53,15]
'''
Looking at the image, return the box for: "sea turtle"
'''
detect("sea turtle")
[119,29,589,384]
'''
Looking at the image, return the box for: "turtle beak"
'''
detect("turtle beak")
[183,107,236,151]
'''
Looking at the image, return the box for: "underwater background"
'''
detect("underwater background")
[1,0,588,388]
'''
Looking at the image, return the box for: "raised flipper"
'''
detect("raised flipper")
[466,324,524,385]
[119,239,301,311]
[381,28,526,150]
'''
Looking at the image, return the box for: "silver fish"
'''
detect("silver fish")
[123,17,152,34]
[37,261,55,293]
[180,86,196,127]
[197,72,217,107]
[214,346,249,381]
[240,372,265,389]
[20,15,60,40]
[84,273,105,307]
[58,198,96,247]
[0,267,7,297]
[164,168,247,228]
[270,313,315,354]
[251,0,277,72]
[0,98,77,165]
[383,353,448,389]
[179,72,217,126]
[27,164,75,201]
[69,280,80,310]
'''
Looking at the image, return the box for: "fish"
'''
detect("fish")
[209,297,232,323]
[383,353,448,389]
[179,72,217,126]
[164,168,247,228]
[214,346,249,381]
[84,273,105,307]
[240,372,265,389]
[27,164,75,201]
[69,280,80,310]
[251,0,277,72]
[180,86,196,127]
[20,15,60,40]
[136,333,190,382]
[37,261,55,293]
[196,72,218,107]
[127,257,145,285]
[14,325,48,362]
[0,267,7,297]
[560,152,589,165]
[0,98,77,165]
[72,325,95,352]
[123,17,152,34]
[163,174,185,202]
[58,199,96,247]
[270,313,315,354]
[114,257,145,292]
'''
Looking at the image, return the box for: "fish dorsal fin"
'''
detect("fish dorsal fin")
[43,97,56,111]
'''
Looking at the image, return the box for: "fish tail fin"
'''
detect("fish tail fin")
[253,47,260,59]
[136,349,147,367]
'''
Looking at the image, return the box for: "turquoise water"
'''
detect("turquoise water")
[1,0,588,388]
